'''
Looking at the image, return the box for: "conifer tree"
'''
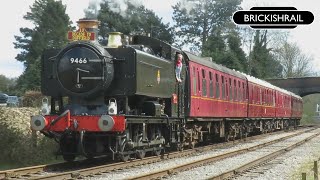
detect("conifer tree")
[14,0,72,92]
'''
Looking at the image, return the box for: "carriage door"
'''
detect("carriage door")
[175,53,186,117]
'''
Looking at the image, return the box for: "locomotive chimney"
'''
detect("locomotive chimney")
[76,18,100,42]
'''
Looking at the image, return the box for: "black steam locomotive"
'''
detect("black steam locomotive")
[31,19,186,161]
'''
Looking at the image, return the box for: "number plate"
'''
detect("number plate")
[70,58,88,64]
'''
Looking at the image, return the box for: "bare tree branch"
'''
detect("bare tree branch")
[274,42,314,78]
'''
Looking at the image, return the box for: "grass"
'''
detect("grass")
[290,160,319,180]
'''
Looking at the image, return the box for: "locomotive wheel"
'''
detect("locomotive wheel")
[119,154,130,162]
[136,150,146,159]
[153,145,162,156]
[225,133,231,142]
[63,154,76,162]
[189,141,195,149]
[242,132,248,139]
[118,138,131,162]
[174,143,183,151]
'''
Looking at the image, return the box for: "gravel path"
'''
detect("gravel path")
[90,129,312,180]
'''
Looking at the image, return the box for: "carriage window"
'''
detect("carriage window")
[252,86,254,103]
[193,67,196,95]
[202,69,207,96]
[216,74,220,98]
[209,72,214,97]
[222,76,225,99]
[234,80,237,101]
[256,87,258,103]
[197,70,200,92]
[265,90,268,105]
[266,90,269,105]
[269,90,271,105]
[260,88,262,104]
[238,81,241,101]
[229,78,232,101]
[267,90,269,105]
[242,82,246,101]
[261,89,264,104]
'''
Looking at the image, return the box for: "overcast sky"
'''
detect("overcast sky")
[0,0,319,78]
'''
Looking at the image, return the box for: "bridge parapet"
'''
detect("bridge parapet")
[267,77,320,97]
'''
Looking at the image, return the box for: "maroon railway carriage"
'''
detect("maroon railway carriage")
[243,75,277,118]
[291,93,303,119]
[275,87,292,118]
[185,52,248,118]
[182,51,302,135]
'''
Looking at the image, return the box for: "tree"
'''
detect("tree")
[0,75,17,95]
[202,29,226,63]
[0,75,11,93]
[172,0,242,53]
[249,30,282,79]
[97,0,173,43]
[274,42,313,77]
[202,28,247,72]
[13,0,72,93]
[225,30,247,72]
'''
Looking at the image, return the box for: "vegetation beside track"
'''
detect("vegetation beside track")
[0,107,59,170]
[301,94,320,125]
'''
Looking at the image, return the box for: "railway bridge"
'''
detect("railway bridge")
[267,77,320,97]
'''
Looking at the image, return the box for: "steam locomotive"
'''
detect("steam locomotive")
[30,19,303,162]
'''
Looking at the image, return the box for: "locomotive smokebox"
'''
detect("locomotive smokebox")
[42,18,115,98]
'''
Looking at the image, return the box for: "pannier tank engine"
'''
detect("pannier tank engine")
[30,18,182,162]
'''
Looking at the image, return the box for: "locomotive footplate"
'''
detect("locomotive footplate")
[125,116,181,124]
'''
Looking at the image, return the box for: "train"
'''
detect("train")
[30,19,303,162]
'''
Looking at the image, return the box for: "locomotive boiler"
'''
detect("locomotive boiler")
[30,18,303,162]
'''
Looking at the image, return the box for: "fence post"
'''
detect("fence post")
[315,161,319,180]
[302,172,306,180]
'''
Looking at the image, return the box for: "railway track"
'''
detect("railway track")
[136,126,320,179]
[209,132,320,180]
[0,127,313,180]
